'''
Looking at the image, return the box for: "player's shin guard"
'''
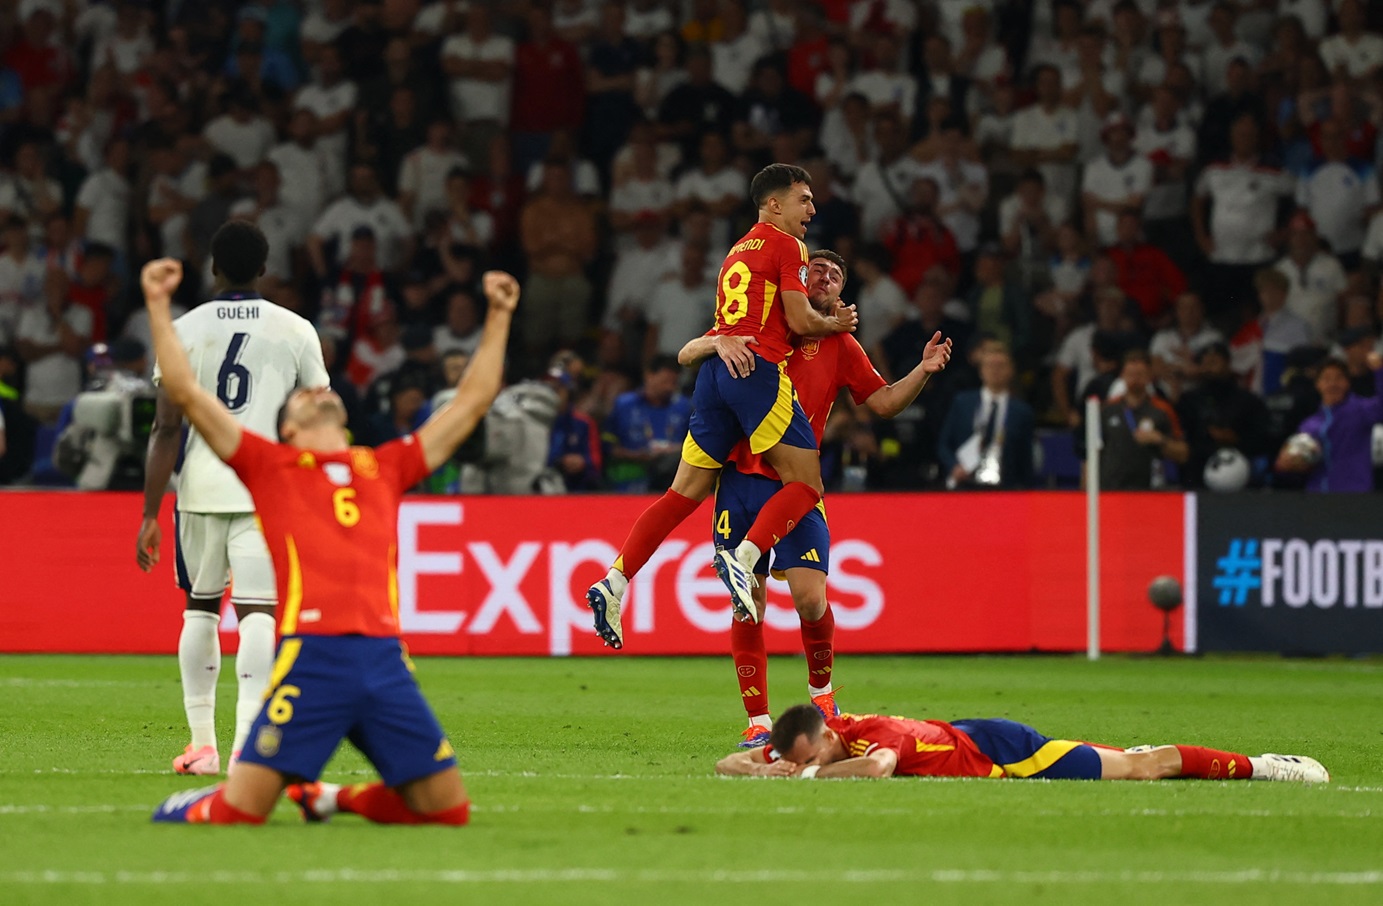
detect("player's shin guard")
[336,782,471,825]
[730,618,769,719]
[800,605,835,695]
[744,482,820,555]
[179,609,222,749]
[613,490,701,578]
[232,612,276,757]
[1174,745,1253,780]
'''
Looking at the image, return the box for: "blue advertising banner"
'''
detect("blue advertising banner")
[1197,494,1383,654]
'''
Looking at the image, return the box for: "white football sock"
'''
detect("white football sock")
[1248,756,1269,779]
[179,610,221,750]
[316,782,343,816]
[748,714,772,731]
[734,539,762,567]
[809,681,833,697]
[231,612,277,756]
[604,568,628,599]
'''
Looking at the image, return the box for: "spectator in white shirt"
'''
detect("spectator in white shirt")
[203,86,276,173]
[1010,64,1081,206]
[15,268,92,424]
[673,131,746,251]
[609,142,675,251]
[294,44,357,199]
[918,127,988,260]
[432,287,484,357]
[645,241,715,365]
[73,139,131,256]
[710,2,766,96]
[0,216,46,341]
[1295,118,1380,268]
[229,162,305,285]
[145,138,207,262]
[397,119,470,232]
[0,141,63,236]
[308,164,414,276]
[1274,212,1348,341]
[624,0,674,42]
[90,0,152,76]
[1192,114,1294,324]
[1200,2,1259,98]
[853,243,914,357]
[1000,168,1069,293]
[1150,291,1225,399]
[1279,0,1329,43]
[442,3,516,167]
[1137,12,1201,101]
[301,0,354,63]
[269,109,331,231]
[1082,112,1153,248]
[748,0,797,52]
[1319,0,1383,82]
[852,112,928,239]
[849,32,917,127]
[605,213,677,342]
[1135,86,1197,259]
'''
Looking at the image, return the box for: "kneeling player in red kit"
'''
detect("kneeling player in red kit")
[146,259,520,825]
[716,704,1329,783]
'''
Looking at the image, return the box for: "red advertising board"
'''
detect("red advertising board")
[0,491,1185,655]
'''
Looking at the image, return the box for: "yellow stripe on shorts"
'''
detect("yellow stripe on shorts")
[1001,739,1084,778]
[261,637,303,702]
[748,363,797,454]
[682,433,723,469]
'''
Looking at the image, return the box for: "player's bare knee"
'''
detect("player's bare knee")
[233,602,275,620]
[186,594,221,614]
[399,768,468,815]
[222,763,285,818]
[670,462,716,501]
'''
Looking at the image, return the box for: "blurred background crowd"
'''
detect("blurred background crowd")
[1,0,1382,494]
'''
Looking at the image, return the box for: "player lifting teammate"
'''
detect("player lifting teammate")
[587,164,858,649]
[678,250,951,745]
[717,704,1330,784]
[147,260,519,826]
[136,221,329,776]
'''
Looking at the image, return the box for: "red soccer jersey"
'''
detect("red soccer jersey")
[728,332,886,480]
[713,222,810,364]
[826,714,1003,779]
[226,431,431,638]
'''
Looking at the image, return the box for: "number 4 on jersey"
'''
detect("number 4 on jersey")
[217,332,253,411]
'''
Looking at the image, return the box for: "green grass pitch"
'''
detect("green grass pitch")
[1,653,1380,905]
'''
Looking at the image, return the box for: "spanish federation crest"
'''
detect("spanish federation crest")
[323,461,353,486]
[800,338,821,359]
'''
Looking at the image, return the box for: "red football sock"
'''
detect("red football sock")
[744,482,820,554]
[800,605,835,691]
[337,782,471,825]
[193,787,265,825]
[730,618,769,718]
[1175,745,1253,780]
[613,491,701,578]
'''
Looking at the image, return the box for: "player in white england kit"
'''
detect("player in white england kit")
[136,221,329,776]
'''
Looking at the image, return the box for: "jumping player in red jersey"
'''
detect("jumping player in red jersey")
[587,164,859,650]
[716,704,1331,783]
[145,259,520,826]
[677,250,951,746]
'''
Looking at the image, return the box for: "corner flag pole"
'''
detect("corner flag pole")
[1085,395,1101,661]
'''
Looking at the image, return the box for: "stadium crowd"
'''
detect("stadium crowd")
[1,0,1383,493]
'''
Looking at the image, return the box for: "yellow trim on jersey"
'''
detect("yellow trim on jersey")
[748,363,796,454]
[261,637,303,701]
[682,433,723,469]
[279,534,304,635]
[1001,739,1084,778]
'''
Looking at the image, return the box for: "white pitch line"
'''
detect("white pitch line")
[1,868,1381,886]
[0,678,159,688]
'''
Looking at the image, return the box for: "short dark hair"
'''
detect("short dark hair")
[768,704,825,757]
[809,248,847,286]
[1317,357,1349,381]
[211,220,269,286]
[750,163,811,208]
[1122,348,1152,368]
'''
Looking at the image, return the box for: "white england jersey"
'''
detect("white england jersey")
[155,296,329,514]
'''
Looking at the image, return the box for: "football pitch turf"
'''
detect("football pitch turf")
[1,653,1380,905]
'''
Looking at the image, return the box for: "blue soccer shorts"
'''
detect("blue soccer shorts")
[683,355,817,468]
[951,718,1102,780]
[715,465,830,577]
[237,635,458,787]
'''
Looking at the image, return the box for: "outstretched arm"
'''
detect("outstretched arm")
[142,259,243,461]
[417,271,519,472]
[715,748,796,777]
[865,331,953,418]
[136,389,184,573]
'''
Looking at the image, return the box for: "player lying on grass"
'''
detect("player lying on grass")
[716,704,1329,783]
[145,259,519,825]
[676,250,951,746]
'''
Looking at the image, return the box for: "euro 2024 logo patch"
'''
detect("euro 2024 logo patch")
[799,264,808,285]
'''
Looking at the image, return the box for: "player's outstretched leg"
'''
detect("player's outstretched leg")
[587,464,715,648]
[286,779,471,825]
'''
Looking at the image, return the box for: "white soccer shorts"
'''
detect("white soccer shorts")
[173,512,277,605]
